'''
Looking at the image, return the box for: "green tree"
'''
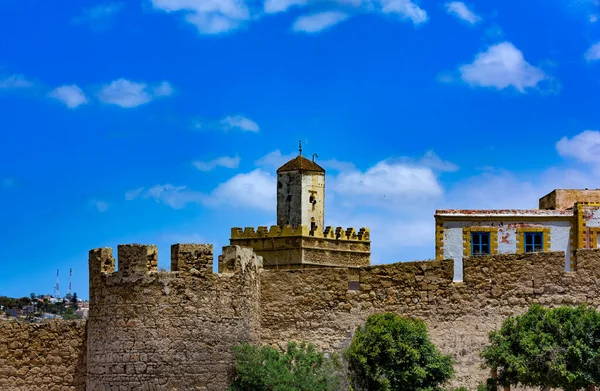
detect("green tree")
[345,312,455,391]
[481,304,600,391]
[229,341,342,391]
[71,292,78,310]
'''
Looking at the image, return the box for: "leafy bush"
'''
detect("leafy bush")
[345,312,455,391]
[481,304,600,390]
[229,341,342,391]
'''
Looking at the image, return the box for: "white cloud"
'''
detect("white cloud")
[331,160,444,200]
[150,0,428,34]
[0,74,33,89]
[210,169,276,211]
[125,187,144,201]
[151,0,250,34]
[379,0,428,25]
[585,42,600,62]
[126,170,275,211]
[195,115,260,132]
[193,156,240,171]
[590,14,598,23]
[292,11,349,33]
[445,1,481,24]
[129,184,207,209]
[255,150,298,170]
[48,85,88,108]
[556,130,600,164]
[97,79,173,108]
[154,81,174,96]
[221,115,259,132]
[458,42,548,92]
[264,0,307,13]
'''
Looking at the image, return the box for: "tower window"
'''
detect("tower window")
[524,232,543,253]
[309,194,316,210]
[471,232,490,256]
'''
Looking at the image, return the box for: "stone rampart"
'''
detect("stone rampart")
[86,244,262,391]
[260,250,600,389]
[3,247,600,390]
[0,320,86,391]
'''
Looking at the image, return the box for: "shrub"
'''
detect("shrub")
[345,312,455,391]
[481,304,600,390]
[229,341,342,391]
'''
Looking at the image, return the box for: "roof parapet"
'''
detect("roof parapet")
[230,225,370,241]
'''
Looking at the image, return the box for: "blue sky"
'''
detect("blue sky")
[2,0,600,299]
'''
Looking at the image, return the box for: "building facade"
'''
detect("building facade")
[229,152,370,269]
[436,189,600,281]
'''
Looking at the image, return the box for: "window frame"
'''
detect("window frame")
[516,227,551,254]
[463,227,498,258]
[471,232,491,256]
[524,232,544,253]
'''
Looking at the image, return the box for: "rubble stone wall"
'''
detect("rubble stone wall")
[0,320,86,391]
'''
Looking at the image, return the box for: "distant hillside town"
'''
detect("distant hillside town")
[0,293,89,321]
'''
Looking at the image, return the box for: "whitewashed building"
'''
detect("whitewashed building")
[435,189,600,281]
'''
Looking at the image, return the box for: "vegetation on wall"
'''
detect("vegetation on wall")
[345,312,455,391]
[229,341,343,391]
[481,304,600,391]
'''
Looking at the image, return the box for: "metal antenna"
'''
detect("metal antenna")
[54,269,60,298]
[312,153,318,162]
[68,268,72,296]
[299,140,302,156]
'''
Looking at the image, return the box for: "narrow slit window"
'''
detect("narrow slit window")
[524,232,543,253]
[471,232,490,256]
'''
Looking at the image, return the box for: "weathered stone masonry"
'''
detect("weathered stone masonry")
[2,246,600,390]
[87,244,262,391]
[0,320,86,391]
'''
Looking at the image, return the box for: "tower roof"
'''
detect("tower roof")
[277,155,325,173]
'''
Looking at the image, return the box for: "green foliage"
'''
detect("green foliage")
[345,312,455,391]
[71,292,79,310]
[481,304,600,391]
[229,341,342,391]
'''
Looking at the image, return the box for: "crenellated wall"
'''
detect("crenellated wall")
[3,245,600,390]
[86,244,263,391]
[230,225,370,268]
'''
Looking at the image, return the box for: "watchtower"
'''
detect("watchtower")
[276,151,325,232]
[230,146,370,269]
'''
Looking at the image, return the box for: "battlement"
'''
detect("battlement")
[88,243,263,282]
[231,225,370,241]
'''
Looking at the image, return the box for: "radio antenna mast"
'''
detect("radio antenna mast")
[54,269,60,298]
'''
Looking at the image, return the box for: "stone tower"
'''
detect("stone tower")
[229,147,371,270]
[276,153,325,232]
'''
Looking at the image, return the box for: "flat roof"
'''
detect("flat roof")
[435,209,574,217]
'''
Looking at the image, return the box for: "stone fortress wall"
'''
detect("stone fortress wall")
[2,245,600,390]
[0,320,86,391]
[261,248,600,388]
[86,244,263,391]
